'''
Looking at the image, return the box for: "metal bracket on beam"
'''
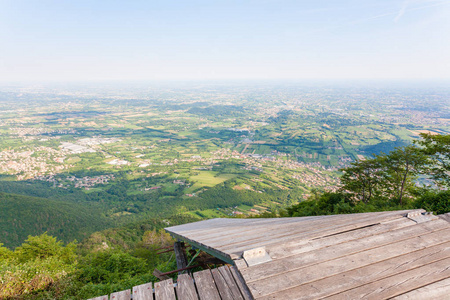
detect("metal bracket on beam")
[243,247,272,267]
[407,211,438,223]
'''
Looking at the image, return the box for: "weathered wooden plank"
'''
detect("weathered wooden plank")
[239,219,450,283]
[174,242,188,274]
[153,269,170,280]
[110,290,131,300]
[154,278,176,300]
[132,282,153,300]
[211,268,236,300]
[206,210,415,252]
[438,212,450,223]
[258,241,450,300]
[221,214,416,257]
[176,274,198,300]
[201,213,376,246]
[188,210,421,244]
[179,215,341,240]
[193,269,221,300]
[229,266,254,300]
[392,277,450,299]
[218,266,244,300]
[87,296,108,300]
[325,257,450,300]
[245,227,450,297]
[168,211,418,247]
[267,217,415,260]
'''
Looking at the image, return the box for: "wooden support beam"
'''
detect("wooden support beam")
[174,241,188,274]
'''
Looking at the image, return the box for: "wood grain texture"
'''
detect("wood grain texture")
[204,211,410,250]
[210,268,236,300]
[218,266,245,300]
[174,242,188,274]
[87,296,109,300]
[324,257,450,300]
[154,278,176,300]
[229,266,254,300]
[132,282,153,300]
[239,219,450,283]
[176,274,198,300]
[266,217,415,260]
[258,241,450,300]
[391,277,450,299]
[193,270,221,300]
[246,227,450,297]
[110,290,131,300]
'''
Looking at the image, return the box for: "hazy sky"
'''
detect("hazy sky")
[1,0,449,81]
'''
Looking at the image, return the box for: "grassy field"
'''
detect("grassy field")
[185,171,238,193]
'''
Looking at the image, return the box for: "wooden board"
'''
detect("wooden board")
[154,278,176,300]
[239,219,450,283]
[245,227,450,297]
[202,211,404,248]
[221,215,415,256]
[258,241,450,299]
[110,290,131,300]
[176,274,198,300]
[133,282,153,300]
[87,296,108,300]
[174,242,188,273]
[196,211,419,257]
[211,268,237,300]
[193,270,221,300]
[325,257,450,300]
[265,217,415,260]
[218,266,245,300]
[229,266,254,300]
[392,277,450,299]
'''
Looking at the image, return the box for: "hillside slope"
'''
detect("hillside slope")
[0,192,111,248]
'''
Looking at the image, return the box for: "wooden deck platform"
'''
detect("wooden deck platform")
[87,265,253,300]
[166,209,450,299]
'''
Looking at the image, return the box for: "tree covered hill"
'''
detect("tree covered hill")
[0,192,112,248]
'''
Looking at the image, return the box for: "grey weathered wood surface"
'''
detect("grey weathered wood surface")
[392,277,450,299]
[258,241,450,300]
[239,218,450,283]
[439,212,450,223]
[246,227,450,297]
[110,290,131,300]
[154,278,176,300]
[88,296,108,300]
[165,210,450,299]
[176,273,199,300]
[218,266,244,300]
[88,266,253,300]
[325,257,450,300]
[210,210,413,248]
[166,210,424,259]
[211,268,236,300]
[174,241,188,274]
[193,269,221,300]
[153,268,170,280]
[229,265,254,300]
[267,217,414,259]
[132,282,153,300]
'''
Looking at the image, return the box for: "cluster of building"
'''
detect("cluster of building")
[0,147,67,180]
[34,174,115,190]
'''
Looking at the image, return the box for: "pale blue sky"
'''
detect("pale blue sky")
[0,0,449,81]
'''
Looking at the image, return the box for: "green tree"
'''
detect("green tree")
[381,146,428,205]
[414,190,450,215]
[15,232,77,263]
[340,158,382,203]
[417,133,450,187]
[0,243,12,260]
